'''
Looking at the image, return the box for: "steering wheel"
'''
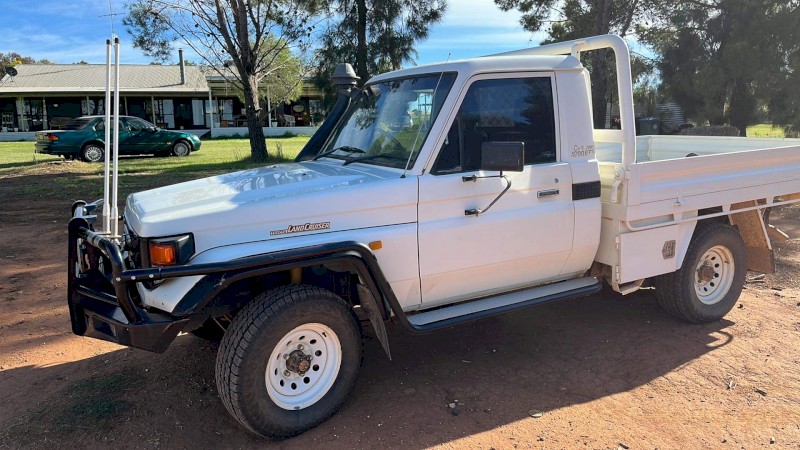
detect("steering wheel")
[372,129,407,155]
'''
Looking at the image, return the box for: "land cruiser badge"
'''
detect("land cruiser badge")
[270,222,331,236]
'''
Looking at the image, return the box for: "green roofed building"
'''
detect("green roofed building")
[0,53,321,140]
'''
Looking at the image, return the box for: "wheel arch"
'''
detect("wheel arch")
[172,242,397,358]
[83,139,105,149]
[691,204,773,274]
[81,140,105,155]
[675,207,741,271]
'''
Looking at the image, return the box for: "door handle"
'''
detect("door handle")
[537,189,560,198]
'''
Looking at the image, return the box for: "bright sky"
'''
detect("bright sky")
[0,0,547,67]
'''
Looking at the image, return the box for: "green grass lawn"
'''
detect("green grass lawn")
[747,124,787,138]
[0,136,309,201]
[0,136,308,176]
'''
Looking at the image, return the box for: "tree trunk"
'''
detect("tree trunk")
[355,0,369,84]
[590,51,609,128]
[242,75,269,162]
[728,80,754,137]
[589,0,613,129]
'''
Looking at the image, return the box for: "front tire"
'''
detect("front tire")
[171,139,192,157]
[215,285,363,438]
[654,223,747,323]
[80,143,104,163]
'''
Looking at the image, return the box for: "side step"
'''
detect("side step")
[406,277,601,331]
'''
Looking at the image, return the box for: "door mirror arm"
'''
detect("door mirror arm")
[463,173,512,217]
[462,141,523,217]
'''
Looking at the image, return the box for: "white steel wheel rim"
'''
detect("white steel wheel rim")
[84,146,103,162]
[694,245,735,305]
[173,142,190,156]
[265,323,342,411]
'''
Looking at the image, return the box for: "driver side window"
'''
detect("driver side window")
[432,77,557,174]
[126,119,144,132]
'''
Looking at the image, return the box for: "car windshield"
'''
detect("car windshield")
[319,72,456,169]
[62,118,97,130]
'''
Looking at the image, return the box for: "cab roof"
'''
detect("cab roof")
[368,54,582,84]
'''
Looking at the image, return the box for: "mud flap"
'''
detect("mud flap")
[357,283,391,360]
[729,201,775,274]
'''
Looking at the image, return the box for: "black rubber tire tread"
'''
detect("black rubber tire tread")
[654,223,747,323]
[215,285,363,438]
[171,139,192,156]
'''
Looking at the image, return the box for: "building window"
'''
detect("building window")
[23,99,45,131]
[0,100,16,131]
[217,99,234,126]
[81,99,105,116]
[152,99,175,128]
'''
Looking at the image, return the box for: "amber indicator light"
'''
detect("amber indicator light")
[149,242,177,266]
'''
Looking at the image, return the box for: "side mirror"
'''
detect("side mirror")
[148,126,158,132]
[480,141,524,172]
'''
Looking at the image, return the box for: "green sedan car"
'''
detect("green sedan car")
[34,116,202,162]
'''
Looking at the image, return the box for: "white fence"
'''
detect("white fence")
[210,126,318,138]
[0,132,35,142]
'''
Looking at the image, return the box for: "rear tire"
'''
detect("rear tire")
[654,223,747,323]
[171,139,191,157]
[215,285,363,438]
[80,143,104,163]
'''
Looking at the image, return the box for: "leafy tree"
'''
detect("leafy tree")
[314,0,446,108]
[225,36,305,123]
[124,0,320,162]
[641,1,800,136]
[0,52,54,74]
[494,0,656,128]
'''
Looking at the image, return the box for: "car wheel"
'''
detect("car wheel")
[171,140,192,157]
[81,143,104,163]
[654,223,747,323]
[216,285,363,438]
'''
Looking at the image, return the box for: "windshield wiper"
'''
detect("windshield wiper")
[342,153,408,166]
[312,146,365,161]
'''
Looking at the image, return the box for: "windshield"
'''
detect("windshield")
[319,72,456,169]
[63,118,97,130]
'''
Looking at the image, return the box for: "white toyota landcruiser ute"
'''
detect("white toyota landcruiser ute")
[67,35,800,437]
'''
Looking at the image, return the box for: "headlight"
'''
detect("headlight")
[146,234,195,267]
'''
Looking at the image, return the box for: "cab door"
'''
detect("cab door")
[121,117,163,153]
[417,73,575,307]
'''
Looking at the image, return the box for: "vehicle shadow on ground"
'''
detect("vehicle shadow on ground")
[0,290,733,449]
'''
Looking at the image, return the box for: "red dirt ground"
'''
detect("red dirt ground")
[1,172,798,449]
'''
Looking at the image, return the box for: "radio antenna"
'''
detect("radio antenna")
[400,53,451,178]
[99,0,120,37]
